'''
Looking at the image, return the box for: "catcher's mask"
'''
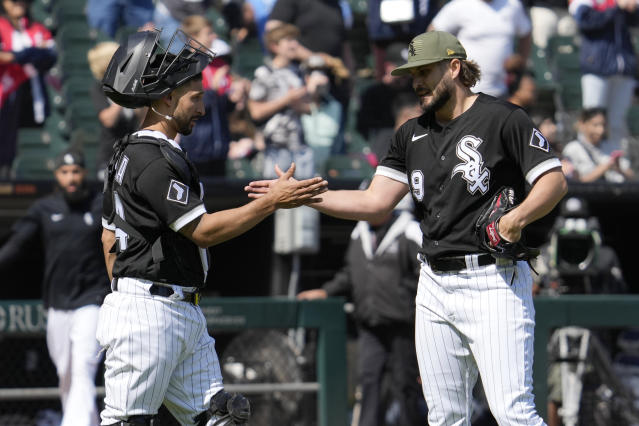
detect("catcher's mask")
[102,29,215,108]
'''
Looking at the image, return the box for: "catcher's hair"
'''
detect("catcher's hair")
[88,41,120,81]
[264,23,300,50]
[456,59,481,89]
[181,15,213,39]
[580,107,607,122]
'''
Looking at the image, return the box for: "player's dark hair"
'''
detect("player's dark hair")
[580,107,607,123]
[457,59,481,89]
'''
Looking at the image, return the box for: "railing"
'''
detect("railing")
[0,297,348,426]
[533,295,639,420]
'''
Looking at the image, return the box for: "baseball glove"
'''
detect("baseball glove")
[474,187,540,261]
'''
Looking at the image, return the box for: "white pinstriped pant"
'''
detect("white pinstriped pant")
[415,257,546,426]
[47,305,101,426]
[96,278,224,425]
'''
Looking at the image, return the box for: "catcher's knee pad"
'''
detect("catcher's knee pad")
[208,390,251,425]
[109,415,159,425]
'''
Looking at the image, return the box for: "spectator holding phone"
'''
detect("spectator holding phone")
[562,107,635,182]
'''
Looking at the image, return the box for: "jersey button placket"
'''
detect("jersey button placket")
[440,155,446,161]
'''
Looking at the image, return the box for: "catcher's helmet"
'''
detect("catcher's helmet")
[102,29,214,108]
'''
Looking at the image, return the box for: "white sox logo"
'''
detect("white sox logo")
[451,135,490,194]
[167,179,189,205]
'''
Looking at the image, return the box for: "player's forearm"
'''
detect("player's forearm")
[312,176,408,222]
[311,189,394,223]
[507,169,567,230]
[189,197,278,247]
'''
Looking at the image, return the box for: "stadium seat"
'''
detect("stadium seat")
[530,45,556,92]
[627,105,639,136]
[62,76,94,104]
[12,142,55,179]
[205,7,230,40]
[231,36,265,79]
[547,35,582,112]
[17,128,47,148]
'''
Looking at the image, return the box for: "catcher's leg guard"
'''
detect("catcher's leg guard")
[208,390,251,425]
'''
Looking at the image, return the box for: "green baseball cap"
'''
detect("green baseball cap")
[391,31,467,76]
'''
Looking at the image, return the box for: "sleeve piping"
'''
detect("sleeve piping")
[102,217,116,231]
[375,166,409,184]
[170,204,207,232]
[526,158,563,185]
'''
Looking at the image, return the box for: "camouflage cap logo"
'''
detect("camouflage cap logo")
[390,31,467,77]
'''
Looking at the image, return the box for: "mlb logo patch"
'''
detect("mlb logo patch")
[529,129,550,152]
[167,179,189,205]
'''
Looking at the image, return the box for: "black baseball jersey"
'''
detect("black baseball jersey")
[379,94,562,258]
[102,130,210,287]
[0,190,109,309]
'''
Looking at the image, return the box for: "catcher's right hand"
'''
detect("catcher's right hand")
[474,187,540,261]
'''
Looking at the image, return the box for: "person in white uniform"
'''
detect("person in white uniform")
[99,29,327,425]
[246,31,567,425]
[0,150,107,425]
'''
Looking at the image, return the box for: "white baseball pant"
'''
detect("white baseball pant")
[96,277,224,425]
[46,305,101,426]
[415,256,546,426]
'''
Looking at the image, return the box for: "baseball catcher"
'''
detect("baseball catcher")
[97,27,326,426]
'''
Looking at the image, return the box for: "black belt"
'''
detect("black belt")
[426,253,497,273]
[149,284,201,305]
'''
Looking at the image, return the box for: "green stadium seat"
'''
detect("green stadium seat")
[627,105,639,136]
[52,5,86,27]
[547,35,582,112]
[12,144,55,179]
[17,128,47,148]
[530,45,556,91]
[44,111,71,141]
[231,36,265,79]
[62,75,95,104]
[348,0,368,15]
[30,0,55,31]
[205,7,230,40]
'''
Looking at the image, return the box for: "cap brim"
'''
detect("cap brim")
[390,58,444,76]
[390,55,465,76]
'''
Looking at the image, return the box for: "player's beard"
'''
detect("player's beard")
[174,110,203,136]
[420,76,453,116]
[59,180,89,205]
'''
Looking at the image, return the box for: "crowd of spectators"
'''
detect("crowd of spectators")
[2,0,639,423]
[1,0,639,182]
